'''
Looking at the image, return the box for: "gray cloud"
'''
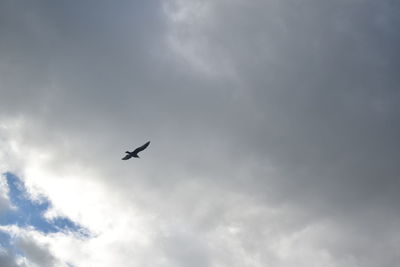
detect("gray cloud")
[0,228,65,267]
[16,236,57,267]
[0,249,26,267]
[0,178,10,212]
[1,0,400,266]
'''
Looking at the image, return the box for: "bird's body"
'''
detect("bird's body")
[122,141,150,160]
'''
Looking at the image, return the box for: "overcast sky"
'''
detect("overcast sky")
[1,0,400,266]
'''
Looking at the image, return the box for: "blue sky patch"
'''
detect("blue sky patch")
[0,229,12,247]
[0,172,89,236]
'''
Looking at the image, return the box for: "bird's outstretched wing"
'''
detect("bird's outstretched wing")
[122,154,132,160]
[133,141,150,155]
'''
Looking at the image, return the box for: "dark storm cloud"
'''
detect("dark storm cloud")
[208,0,400,213]
[0,0,164,116]
[175,1,400,265]
[1,0,400,266]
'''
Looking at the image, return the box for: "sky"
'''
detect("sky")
[0,0,399,266]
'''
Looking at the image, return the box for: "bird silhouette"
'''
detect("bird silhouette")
[122,141,150,160]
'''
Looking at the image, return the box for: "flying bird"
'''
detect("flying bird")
[122,141,150,160]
